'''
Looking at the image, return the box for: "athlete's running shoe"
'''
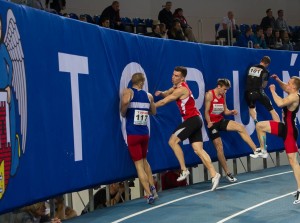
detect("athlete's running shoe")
[150,185,159,199]
[226,173,237,183]
[147,195,155,204]
[177,169,190,182]
[211,173,221,191]
[294,191,300,205]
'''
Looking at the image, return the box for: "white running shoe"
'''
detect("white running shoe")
[177,169,190,182]
[260,149,268,159]
[226,173,237,183]
[211,173,221,191]
[250,149,262,158]
[294,191,300,205]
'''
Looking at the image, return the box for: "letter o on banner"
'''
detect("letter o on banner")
[119,62,149,144]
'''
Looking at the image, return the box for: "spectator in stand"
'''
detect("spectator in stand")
[161,170,188,190]
[13,202,61,223]
[158,1,173,30]
[275,10,291,36]
[167,20,185,41]
[100,1,123,30]
[53,196,77,220]
[217,11,240,42]
[264,26,276,49]
[236,27,254,48]
[260,8,275,31]
[145,24,162,38]
[253,26,267,49]
[27,0,44,10]
[279,30,294,51]
[45,0,66,14]
[82,182,126,214]
[173,8,196,42]
[159,23,168,38]
[100,17,110,28]
[274,29,283,49]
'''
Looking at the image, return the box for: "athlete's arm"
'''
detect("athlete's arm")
[148,93,157,115]
[204,91,213,127]
[155,87,175,98]
[262,80,268,88]
[223,94,238,116]
[270,84,296,108]
[120,88,132,117]
[155,88,184,108]
[271,74,288,92]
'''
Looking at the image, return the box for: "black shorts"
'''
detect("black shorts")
[173,115,203,143]
[244,90,274,111]
[208,119,230,140]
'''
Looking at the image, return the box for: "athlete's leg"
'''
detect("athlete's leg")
[134,159,152,196]
[191,141,217,177]
[249,107,257,122]
[255,121,271,150]
[270,109,280,122]
[226,120,257,152]
[168,134,187,171]
[212,137,230,174]
[287,152,300,189]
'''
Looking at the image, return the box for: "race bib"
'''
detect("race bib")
[134,110,149,125]
[212,104,224,114]
[248,67,263,77]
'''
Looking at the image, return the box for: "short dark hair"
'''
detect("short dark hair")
[217,78,231,88]
[174,66,187,78]
[261,56,271,64]
[266,8,272,13]
[278,9,283,14]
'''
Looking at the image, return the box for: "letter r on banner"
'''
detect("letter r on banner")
[58,52,89,161]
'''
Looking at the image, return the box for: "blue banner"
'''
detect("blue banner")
[0,1,299,213]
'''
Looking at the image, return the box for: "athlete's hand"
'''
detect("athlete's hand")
[271,74,279,80]
[231,110,238,115]
[207,122,213,128]
[155,91,163,96]
[269,84,276,92]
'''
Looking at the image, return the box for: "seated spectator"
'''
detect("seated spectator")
[236,27,254,48]
[100,1,123,30]
[100,17,110,28]
[173,8,196,42]
[253,26,267,49]
[161,170,188,190]
[217,11,240,42]
[159,23,168,38]
[279,30,294,51]
[45,0,66,14]
[54,196,77,220]
[79,14,87,22]
[275,10,291,36]
[167,20,185,41]
[13,202,61,223]
[145,24,162,38]
[264,26,276,48]
[27,0,44,10]
[260,8,275,31]
[158,1,173,30]
[274,29,283,49]
[82,182,126,214]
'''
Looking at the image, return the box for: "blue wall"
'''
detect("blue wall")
[0,1,299,213]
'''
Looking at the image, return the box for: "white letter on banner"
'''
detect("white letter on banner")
[185,68,209,143]
[58,53,89,161]
[119,62,148,144]
[232,71,255,135]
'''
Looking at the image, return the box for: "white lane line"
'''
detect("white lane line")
[112,170,292,223]
[217,192,294,223]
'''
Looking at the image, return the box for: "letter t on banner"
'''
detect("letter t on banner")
[58,53,89,161]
